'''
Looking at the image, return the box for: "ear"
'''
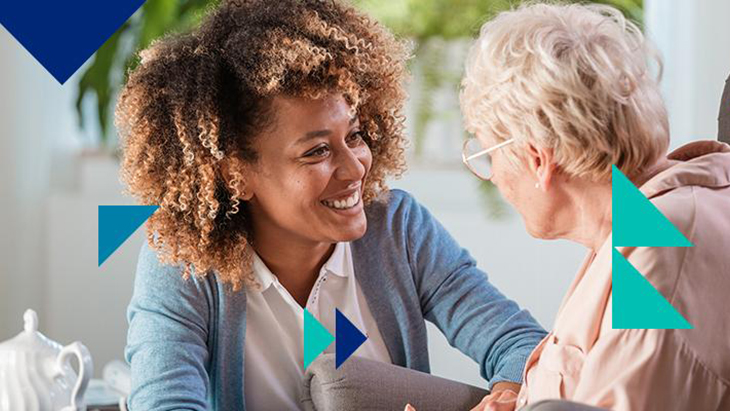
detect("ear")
[525,142,557,191]
[220,157,255,201]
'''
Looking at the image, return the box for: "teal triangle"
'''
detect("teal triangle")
[612,165,692,247]
[612,249,692,329]
[303,309,334,370]
[98,205,158,266]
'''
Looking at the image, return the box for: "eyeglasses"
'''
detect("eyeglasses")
[461,137,514,180]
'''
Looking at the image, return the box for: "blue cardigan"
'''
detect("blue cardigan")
[125,189,546,410]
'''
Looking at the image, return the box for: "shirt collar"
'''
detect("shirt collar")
[640,140,730,199]
[321,242,351,279]
[251,251,277,291]
[251,242,351,291]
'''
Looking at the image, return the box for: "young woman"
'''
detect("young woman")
[118,1,545,410]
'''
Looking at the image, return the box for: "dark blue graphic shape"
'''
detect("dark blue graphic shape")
[335,309,367,368]
[0,0,145,84]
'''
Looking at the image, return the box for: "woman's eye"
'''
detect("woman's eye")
[346,131,365,146]
[305,145,330,158]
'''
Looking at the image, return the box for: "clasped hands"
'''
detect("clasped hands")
[404,381,520,411]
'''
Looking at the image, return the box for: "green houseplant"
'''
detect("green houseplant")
[75,0,218,149]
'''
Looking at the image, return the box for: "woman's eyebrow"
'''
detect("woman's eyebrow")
[295,117,359,145]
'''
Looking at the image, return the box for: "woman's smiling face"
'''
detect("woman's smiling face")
[245,93,372,247]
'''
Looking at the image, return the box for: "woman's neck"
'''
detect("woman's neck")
[560,157,678,253]
[561,179,613,253]
[252,232,335,307]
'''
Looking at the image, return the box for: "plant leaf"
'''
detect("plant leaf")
[75,23,128,146]
[139,0,180,49]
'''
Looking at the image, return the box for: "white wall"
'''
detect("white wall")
[0,25,54,339]
[645,0,730,147]
[0,25,126,377]
[44,157,138,377]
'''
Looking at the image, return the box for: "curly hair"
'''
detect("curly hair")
[461,2,668,183]
[116,0,410,291]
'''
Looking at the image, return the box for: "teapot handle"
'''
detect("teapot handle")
[55,342,94,411]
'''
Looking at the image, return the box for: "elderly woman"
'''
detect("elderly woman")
[118,0,546,410]
[457,3,730,411]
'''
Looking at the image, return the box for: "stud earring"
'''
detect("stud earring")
[535,182,540,189]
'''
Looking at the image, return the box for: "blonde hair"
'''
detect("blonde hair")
[460,2,669,182]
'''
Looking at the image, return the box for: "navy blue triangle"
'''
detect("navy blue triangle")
[335,309,367,368]
[0,0,145,84]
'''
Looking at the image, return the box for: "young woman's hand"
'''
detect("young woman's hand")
[403,382,519,411]
[468,389,518,411]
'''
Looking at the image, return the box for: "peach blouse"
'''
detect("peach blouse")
[517,141,730,410]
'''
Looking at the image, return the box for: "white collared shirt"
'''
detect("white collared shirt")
[244,242,392,411]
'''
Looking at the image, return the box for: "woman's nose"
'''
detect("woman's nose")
[334,146,367,181]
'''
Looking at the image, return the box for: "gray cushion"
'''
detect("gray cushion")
[720,74,730,144]
[301,354,489,411]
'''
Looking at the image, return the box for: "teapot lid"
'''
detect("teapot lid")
[0,309,63,354]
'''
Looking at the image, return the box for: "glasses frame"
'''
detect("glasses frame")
[461,137,515,180]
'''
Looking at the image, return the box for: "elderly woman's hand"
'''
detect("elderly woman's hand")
[403,382,519,411]
[467,389,518,411]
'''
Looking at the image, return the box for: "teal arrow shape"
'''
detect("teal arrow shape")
[98,205,158,266]
[612,166,692,247]
[303,309,334,370]
[612,165,692,329]
[612,249,692,329]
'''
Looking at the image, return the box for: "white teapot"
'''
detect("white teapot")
[0,309,93,411]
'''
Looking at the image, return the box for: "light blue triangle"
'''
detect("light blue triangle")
[303,309,334,370]
[612,249,692,329]
[98,205,158,266]
[612,165,692,247]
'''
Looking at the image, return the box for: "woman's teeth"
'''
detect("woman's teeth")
[322,191,360,210]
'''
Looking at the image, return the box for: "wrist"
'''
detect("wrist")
[491,381,521,394]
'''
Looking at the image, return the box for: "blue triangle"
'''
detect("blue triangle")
[612,166,692,247]
[613,249,692,329]
[335,309,367,368]
[98,205,158,266]
[303,309,334,370]
[0,0,145,84]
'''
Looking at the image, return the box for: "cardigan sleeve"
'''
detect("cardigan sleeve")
[125,241,213,411]
[399,190,547,388]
